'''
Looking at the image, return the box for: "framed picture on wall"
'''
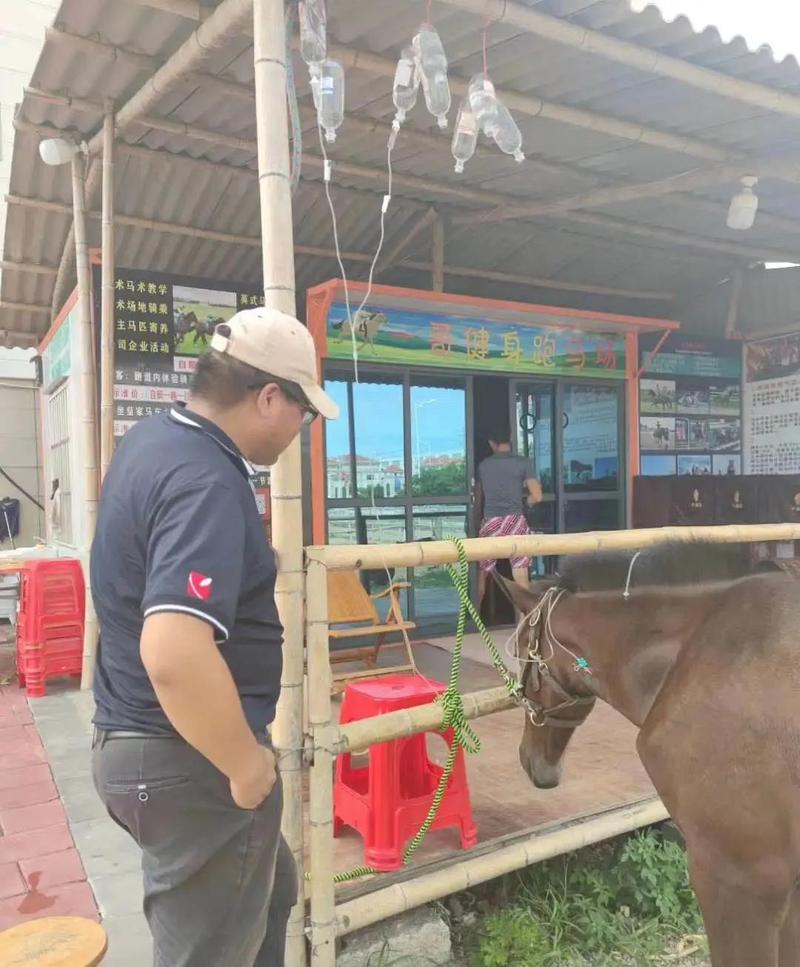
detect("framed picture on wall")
[678,454,712,476]
[640,416,675,451]
[640,378,676,414]
[641,454,677,476]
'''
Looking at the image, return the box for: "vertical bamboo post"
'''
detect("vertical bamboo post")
[306,557,337,966]
[432,213,445,292]
[252,1,306,963]
[72,152,100,689]
[100,104,116,480]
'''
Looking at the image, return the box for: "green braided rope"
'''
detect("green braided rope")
[312,538,521,884]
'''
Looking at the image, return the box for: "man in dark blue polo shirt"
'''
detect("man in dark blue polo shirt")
[91,307,338,967]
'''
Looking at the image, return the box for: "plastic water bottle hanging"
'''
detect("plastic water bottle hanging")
[412,22,451,129]
[317,60,345,143]
[299,0,326,71]
[493,100,525,163]
[467,73,499,137]
[392,47,420,127]
[451,100,478,173]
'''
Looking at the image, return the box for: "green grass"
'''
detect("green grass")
[454,830,705,966]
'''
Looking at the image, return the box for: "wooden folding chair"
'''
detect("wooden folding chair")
[326,569,417,693]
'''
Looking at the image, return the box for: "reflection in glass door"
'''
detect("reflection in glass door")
[323,369,470,631]
[561,382,624,533]
[515,380,624,537]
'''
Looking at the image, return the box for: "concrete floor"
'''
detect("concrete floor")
[28,685,151,966]
[6,629,654,963]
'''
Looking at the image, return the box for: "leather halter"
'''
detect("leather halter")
[517,588,596,730]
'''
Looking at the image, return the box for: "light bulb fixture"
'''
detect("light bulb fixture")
[726,175,759,231]
[38,137,78,166]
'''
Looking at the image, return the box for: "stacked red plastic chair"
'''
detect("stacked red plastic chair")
[16,559,85,698]
[334,673,477,871]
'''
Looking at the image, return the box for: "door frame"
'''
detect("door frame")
[510,376,627,535]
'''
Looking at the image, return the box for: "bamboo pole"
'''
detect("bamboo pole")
[99,104,116,481]
[308,523,800,573]
[440,0,800,122]
[335,685,515,756]
[252,1,305,962]
[71,153,100,689]
[335,797,668,936]
[432,215,445,292]
[306,558,337,966]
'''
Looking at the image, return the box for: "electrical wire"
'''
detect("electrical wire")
[0,467,45,511]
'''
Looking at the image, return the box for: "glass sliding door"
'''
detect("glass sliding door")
[560,381,625,533]
[323,367,470,632]
[514,379,625,540]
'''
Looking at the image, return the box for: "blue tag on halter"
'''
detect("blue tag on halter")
[574,657,590,674]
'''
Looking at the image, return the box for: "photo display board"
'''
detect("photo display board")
[744,332,800,475]
[638,334,743,478]
[92,266,264,440]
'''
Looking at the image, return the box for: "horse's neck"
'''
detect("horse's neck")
[558,588,724,728]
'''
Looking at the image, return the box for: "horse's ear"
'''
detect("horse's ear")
[492,572,558,613]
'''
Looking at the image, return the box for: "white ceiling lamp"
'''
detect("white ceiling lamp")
[38,137,78,166]
[726,175,759,231]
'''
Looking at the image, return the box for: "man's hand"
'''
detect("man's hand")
[230,745,277,810]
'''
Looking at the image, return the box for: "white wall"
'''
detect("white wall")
[0,348,44,546]
[0,0,60,291]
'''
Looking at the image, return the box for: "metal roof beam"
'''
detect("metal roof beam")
[0,260,58,276]
[440,0,800,121]
[0,300,50,313]
[12,117,798,267]
[4,192,674,302]
[45,19,731,164]
[465,159,800,226]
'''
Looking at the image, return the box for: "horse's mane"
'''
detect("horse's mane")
[557,541,778,594]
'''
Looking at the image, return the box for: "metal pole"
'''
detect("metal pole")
[252,1,306,963]
[72,152,100,688]
[100,104,116,479]
[432,214,444,292]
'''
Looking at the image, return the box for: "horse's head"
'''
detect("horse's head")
[499,576,597,790]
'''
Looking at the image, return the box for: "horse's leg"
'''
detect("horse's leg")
[689,857,785,967]
[779,886,800,967]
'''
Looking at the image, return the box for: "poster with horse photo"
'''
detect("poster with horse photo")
[639,379,676,415]
[173,285,237,357]
[640,416,675,451]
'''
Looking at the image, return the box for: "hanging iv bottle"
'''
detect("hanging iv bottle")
[317,60,345,143]
[299,0,327,69]
[392,47,420,126]
[467,72,499,138]
[413,23,451,128]
[493,100,525,163]
[451,99,478,173]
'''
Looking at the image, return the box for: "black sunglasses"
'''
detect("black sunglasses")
[248,377,318,425]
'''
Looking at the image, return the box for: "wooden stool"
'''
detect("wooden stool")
[0,917,107,967]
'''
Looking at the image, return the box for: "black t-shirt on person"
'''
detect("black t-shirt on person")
[91,405,283,735]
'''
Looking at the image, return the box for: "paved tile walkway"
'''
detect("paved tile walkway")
[0,682,151,965]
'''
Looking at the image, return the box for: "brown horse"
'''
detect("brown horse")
[501,543,799,967]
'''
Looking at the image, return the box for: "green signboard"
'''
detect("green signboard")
[43,312,72,390]
[325,302,626,379]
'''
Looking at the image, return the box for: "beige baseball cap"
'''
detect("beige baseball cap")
[210,307,339,420]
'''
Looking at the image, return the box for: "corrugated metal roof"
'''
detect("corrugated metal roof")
[4,0,800,346]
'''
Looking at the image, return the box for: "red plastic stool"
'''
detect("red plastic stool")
[334,674,477,871]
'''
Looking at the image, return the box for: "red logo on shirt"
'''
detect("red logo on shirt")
[187,572,213,601]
